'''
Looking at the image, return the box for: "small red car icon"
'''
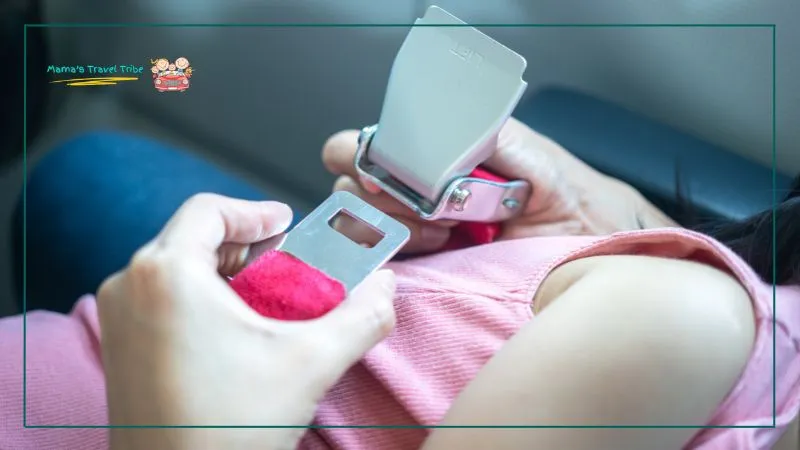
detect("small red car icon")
[154,73,189,92]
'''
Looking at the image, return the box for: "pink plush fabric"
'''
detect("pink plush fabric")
[230,250,346,321]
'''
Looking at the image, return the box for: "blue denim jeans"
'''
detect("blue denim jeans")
[14,131,300,314]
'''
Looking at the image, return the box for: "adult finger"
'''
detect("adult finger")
[394,216,451,254]
[157,194,293,258]
[334,176,415,220]
[217,233,287,277]
[321,130,383,194]
[486,117,598,184]
[308,270,398,375]
[322,130,361,179]
[483,120,555,183]
[333,176,458,227]
[482,120,573,214]
[95,270,125,314]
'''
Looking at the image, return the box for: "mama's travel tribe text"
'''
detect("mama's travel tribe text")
[47,65,144,75]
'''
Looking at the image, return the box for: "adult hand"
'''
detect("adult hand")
[97,194,397,450]
[322,117,677,253]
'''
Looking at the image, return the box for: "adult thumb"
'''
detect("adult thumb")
[313,269,397,372]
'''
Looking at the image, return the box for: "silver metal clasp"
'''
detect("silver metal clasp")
[354,6,532,222]
[279,191,410,292]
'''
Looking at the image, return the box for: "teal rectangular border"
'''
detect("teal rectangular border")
[23,22,778,429]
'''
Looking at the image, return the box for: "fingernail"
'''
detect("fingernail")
[351,269,396,306]
[272,216,293,235]
[261,202,293,236]
[370,270,397,332]
[237,245,250,266]
[372,269,396,294]
[421,226,450,244]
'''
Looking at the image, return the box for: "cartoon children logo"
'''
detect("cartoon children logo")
[149,57,193,92]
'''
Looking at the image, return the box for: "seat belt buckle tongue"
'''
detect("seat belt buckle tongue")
[354,5,532,223]
[278,191,410,293]
[228,191,408,321]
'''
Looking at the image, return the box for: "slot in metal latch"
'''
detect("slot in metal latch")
[279,191,410,292]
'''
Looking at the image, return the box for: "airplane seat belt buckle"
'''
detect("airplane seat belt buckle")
[230,191,410,320]
[354,5,532,223]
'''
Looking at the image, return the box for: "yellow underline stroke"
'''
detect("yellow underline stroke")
[50,77,139,86]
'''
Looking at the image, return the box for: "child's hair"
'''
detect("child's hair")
[691,174,800,286]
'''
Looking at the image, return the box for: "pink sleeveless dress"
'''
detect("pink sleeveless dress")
[1,228,799,449]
